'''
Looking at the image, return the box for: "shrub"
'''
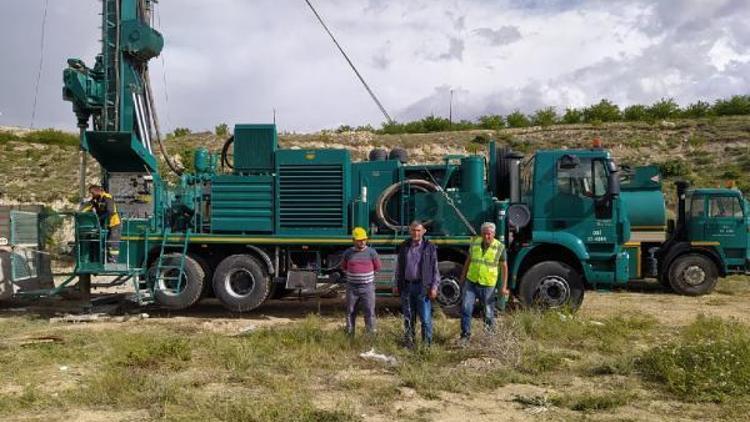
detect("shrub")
[583,99,621,123]
[24,129,78,147]
[506,110,531,128]
[637,316,750,402]
[648,98,681,120]
[421,115,452,132]
[657,159,690,177]
[214,123,229,136]
[562,108,583,124]
[623,104,649,121]
[531,107,558,127]
[713,95,750,116]
[682,101,712,118]
[170,127,192,138]
[478,114,505,129]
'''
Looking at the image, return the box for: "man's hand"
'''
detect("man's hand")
[500,288,510,297]
[428,287,438,301]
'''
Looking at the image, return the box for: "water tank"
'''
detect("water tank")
[460,156,485,194]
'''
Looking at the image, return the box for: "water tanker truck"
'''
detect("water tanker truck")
[5,0,749,312]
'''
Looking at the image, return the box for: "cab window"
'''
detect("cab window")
[689,196,705,217]
[709,196,743,218]
[557,158,608,197]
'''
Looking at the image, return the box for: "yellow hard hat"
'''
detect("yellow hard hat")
[352,227,368,241]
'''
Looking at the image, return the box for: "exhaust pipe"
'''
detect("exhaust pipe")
[675,180,690,239]
[507,152,524,203]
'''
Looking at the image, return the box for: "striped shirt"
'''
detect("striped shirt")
[341,246,382,284]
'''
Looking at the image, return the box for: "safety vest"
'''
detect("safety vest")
[83,192,121,228]
[466,237,504,287]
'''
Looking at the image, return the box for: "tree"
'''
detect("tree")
[583,99,621,123]
[215,123,229,136]
[647,98,680,120]
[623,104,649,121]
[506,110,531,128]
[169,127,192,138]
[532,107,558,127]
[562,108,583,124]
[478,114,505,130]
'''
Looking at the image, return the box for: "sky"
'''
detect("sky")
[1,0,748,133]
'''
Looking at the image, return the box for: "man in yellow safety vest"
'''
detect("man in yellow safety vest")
[82,185,121,263]
[458,222,508,342]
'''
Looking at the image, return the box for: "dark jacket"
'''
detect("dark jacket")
[395,238,438,292]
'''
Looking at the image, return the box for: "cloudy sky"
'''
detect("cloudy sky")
[1,0,748,133]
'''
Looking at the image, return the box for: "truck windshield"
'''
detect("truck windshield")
[557,158,608,197]
[709,196,743,218]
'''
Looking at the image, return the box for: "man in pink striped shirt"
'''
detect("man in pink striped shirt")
[341,227,382,336]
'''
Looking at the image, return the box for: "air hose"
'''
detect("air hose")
[375,179,438,231]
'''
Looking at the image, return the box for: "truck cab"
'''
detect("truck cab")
[685,188,749,273]
[507,148,629,308]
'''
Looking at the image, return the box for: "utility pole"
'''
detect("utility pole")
[449,89,454,128]
[273,108,276,125]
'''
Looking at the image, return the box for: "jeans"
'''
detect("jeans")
[346,282,376,335]
[460,280,495,338]
[401,282,432,345]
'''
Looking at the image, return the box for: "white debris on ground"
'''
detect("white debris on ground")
[359,348,397,366]
[49,312,149,324]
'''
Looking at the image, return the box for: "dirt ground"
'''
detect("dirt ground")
[2,277,749,421]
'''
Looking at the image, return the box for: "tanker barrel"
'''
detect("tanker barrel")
[507,152,524,203]
[460,156,485,194]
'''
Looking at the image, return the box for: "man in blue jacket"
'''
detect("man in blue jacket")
[394,220,439,348]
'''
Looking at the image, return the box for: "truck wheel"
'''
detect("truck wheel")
[519,261,584,310]
[212,254,271,312]
[188,252,214,299]
[668,254,718,296]
[151,254,205,310]
[436,261,463,317]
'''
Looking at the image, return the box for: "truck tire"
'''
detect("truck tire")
[518,261,584,310]
[189,252,214,299]
[151,254,205,310]
[212,254,271,312]
[668,254,718,296]
[436,261,464,317]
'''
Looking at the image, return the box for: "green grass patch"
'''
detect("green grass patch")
[552,390,637,412]
[638,315,750,402]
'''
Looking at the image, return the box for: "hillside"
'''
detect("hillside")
[1,116,749,207]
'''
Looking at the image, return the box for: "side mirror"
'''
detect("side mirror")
[608,172,620,197]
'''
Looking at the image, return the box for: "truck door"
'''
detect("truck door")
[705,195,746,266]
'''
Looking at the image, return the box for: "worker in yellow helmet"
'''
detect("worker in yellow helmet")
[458,222,508,343]
[82,184,121,264]
[341,227,382,336]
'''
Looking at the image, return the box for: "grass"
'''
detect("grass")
[637,315,750,402]
[0,307,749,419]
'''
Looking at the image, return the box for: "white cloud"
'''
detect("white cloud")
[1,0,748,132]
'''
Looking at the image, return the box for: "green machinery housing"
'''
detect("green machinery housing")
[31,0,750,313]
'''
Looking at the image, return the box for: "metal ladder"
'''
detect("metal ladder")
[154,229,191,296]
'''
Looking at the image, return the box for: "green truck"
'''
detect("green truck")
[7,0,748,313]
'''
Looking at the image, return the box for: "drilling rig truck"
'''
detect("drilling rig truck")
[5,0,750,312]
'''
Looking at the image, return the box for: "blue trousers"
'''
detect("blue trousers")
[460,280,495,338]
[401,282,433,345]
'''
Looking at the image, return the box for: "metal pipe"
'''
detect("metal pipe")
[508,152,524,203]
[78,127,87,202]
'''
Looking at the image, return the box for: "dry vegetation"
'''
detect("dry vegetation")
[2,116,750,207]
[2,276,750,421]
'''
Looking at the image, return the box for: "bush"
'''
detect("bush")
[623,104,649,121]
[583,99,621,123]
[531,107,558,127]
[657,159,690,177]
[562,108,583,124]
[478,114,505,129]
[506,110,531,128]
[335,125,353,133]
[648,98,681,120]
[682,101,712,118]
[170,127,192,138]
[713,95,750,116]
[24,129,78,147]
[214,123,229,136]
[421,115,452,132]
[638,316,750,402]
